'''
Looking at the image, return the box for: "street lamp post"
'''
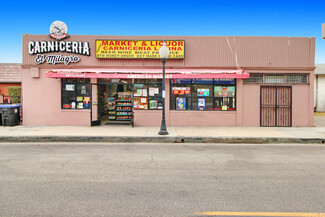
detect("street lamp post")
[158,42,169,135]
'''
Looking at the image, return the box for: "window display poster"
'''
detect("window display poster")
[84,97,90,102]
[142,89,148,97]
[176,97,186,110]
[227,86,235,97]
[141,98,147,103]
[172,87,191,95]
[81,85,86,94]
[66,84,75,91]
[197,89,209,96]
[135,89,142,96]
[198,98,206,108]
[134,97,148,109]
[222,105,228,110]
[77,96,83,101]
[77,102,84,109]
[149,87,155,96]
[222,87,228,97]
[214,86,223,97]
[149,100,158,109]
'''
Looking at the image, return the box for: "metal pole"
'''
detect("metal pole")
[159,58,168,135]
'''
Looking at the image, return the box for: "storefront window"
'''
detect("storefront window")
[170,78,236,111]
[61,78,90,109]
[134,79,162,110]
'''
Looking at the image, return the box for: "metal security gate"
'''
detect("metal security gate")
[260,86,292,127]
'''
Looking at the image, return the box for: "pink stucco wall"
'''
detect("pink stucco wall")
[22,68,89,126]
[22,35,315,127]
[241,73,314,127]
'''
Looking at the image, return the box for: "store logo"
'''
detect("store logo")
[28,21,91,65]
[50,21,69,40]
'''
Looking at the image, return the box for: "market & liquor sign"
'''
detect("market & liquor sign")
[96,40,185,59]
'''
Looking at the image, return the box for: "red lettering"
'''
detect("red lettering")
[120,47,124,50]
[127,41,132,46]
[116,41,120,46]
[133,41,138,46]
[139,47,143,50]
[121,41,126,46]
[109,41,115,46]
[103,46,108,50]
[102,41,109,45]
[177,47,182,51]
[172,41,177,46]
[178,41,184,46]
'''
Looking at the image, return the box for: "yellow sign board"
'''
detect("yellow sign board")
[96,40,185,59]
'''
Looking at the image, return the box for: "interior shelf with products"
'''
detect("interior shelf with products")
[108,92,133,123]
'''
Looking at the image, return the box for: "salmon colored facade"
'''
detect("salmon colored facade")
[22,34,315,127]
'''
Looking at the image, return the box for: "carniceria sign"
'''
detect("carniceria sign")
[28,21,90,65]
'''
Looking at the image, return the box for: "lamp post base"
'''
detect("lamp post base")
[158,129,169,135]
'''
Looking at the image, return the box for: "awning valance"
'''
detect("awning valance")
[45,68,250,79]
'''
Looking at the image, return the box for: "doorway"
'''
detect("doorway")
[97,79,134,126]
[260,86,292,127]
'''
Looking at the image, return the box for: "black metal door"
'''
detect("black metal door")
[261,86,292,127]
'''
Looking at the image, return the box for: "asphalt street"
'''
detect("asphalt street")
[0,143,324,217]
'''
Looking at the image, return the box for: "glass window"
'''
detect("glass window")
[170,79,236,111]
[134,79,162,110]
[61,79,90,109]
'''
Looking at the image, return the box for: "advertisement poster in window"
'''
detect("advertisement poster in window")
[198,98,206,109]
[197,89,209,96]
[214,86,222,97]
[176,98,186,110]
[227,86,235,97]
[172,87,191,95]
[66,84,75,91]
[149,100,158,109]
[222,87,228,97]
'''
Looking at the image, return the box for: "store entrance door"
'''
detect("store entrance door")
[91,83,101,126]
[260,86,292,127]
[98,80,134,126]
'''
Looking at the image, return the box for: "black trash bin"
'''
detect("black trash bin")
[0,104,21,126]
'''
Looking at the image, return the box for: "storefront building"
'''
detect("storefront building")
[22,22,315,127]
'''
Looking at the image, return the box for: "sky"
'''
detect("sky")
[0,0,324,63]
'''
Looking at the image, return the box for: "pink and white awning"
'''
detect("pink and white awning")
[46,68,250,79]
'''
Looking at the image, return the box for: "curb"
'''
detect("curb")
[0,136,324,144]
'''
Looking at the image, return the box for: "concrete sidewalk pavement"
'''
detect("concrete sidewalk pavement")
[1,124,325,143]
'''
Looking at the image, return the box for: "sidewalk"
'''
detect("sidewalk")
[1,123,325,143]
